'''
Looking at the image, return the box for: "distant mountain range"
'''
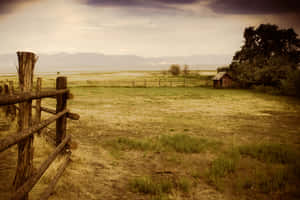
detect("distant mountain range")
[0,53,232,73]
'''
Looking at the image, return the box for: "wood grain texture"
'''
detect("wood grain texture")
[13,51,37,200]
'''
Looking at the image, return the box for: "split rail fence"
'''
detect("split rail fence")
[0,52,79,200]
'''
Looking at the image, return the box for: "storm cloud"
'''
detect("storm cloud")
[82,0,199,10]
[84,0,198,6]
[82,0,300,15]
[209,0,300,15]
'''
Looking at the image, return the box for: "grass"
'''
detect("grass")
[238,143,298,164]
[254,166,289,193]
[207,151,240,190]
[206,145,300,197]
[130,176,193,199]
[159,134,220,153]
[1,71,300,200]
[104,134,220,155]
[130,177,173,195]
[176,177,192,193]
[105,137,153,151]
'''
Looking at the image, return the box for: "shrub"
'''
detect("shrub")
[169,64,181,76]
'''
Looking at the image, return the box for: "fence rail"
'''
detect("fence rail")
[0,89,69,106]
[75,79,212,88]
[0,51,79,200]
[0,109,69,152]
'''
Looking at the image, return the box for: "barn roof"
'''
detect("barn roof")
[212,72,231,80]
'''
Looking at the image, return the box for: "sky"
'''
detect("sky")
[0,0,299,58]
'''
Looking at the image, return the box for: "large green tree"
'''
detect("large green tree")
[229,24,300,87]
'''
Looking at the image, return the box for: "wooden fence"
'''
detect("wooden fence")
[79,79,212,88]
[0,52,79,200]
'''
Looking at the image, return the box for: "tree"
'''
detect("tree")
[233,24,300,65]
[183,65,189,75]
[169,64,181,76]
[229,24,300,87]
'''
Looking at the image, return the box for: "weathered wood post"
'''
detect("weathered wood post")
[36,78,42,135]
[56,77,67,146]
[184,78,186,87]
[132,80,135,88]
[158,79,160,88]
[144,79,147,88]
[13,51,37,200]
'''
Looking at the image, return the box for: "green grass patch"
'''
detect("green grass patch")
[176,177,192,193]
[235,165,291,194]
[105,134,220,154]
[159,134,219,153]
[130,176,193,198]
[130,176,173,195]
[239,143,298,164]
[207,150,240,189]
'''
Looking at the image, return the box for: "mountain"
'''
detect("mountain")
[0,53,232,73]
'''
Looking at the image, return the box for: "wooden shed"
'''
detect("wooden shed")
[212,72,233,88]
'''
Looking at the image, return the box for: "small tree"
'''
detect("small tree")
[169,64,181,76]
[183,65,189,76]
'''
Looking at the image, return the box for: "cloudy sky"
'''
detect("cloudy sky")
[0,0,299,57]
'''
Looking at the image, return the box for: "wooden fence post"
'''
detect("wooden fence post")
[132,81,135,87]
[36,78,42,135]
[158,79,160,87]
[56,77,67,146]
[144,79,147,88]
[13,51,37,200]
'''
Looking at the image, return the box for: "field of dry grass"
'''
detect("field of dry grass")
[1,71,300,200]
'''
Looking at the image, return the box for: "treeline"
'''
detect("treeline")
[225,24,300,96]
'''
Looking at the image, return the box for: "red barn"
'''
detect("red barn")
[212,72,233,88]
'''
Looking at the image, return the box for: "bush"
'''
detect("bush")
[169,64,181,76]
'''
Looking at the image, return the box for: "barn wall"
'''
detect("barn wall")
[222,75,233,88]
